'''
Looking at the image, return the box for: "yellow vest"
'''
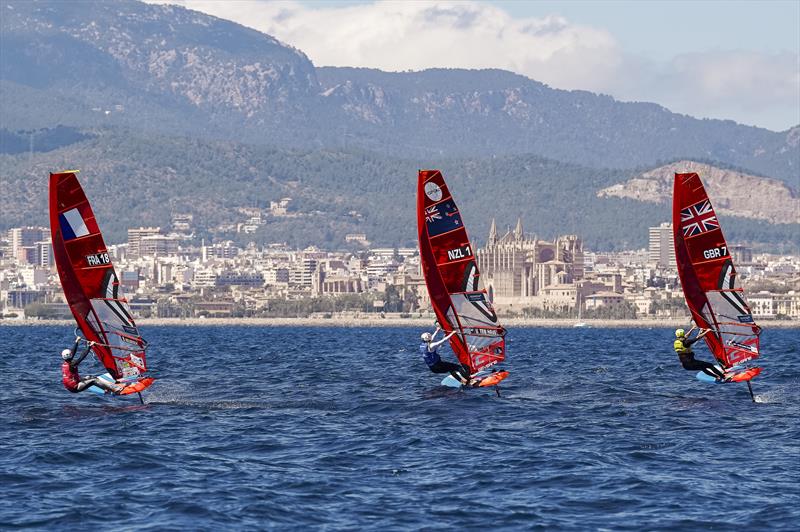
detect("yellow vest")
[674,338,692,355]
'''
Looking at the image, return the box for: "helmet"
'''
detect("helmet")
[61,349,73,361]
[420,332,432,342]
[675,329,685,338]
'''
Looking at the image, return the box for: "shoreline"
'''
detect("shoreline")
[2,317,798,328]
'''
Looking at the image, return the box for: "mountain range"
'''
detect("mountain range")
[0,0,797,251]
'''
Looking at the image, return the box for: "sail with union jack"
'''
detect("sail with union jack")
[680,199,719,237]
[673,172,761,369]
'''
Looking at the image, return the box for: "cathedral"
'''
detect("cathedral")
[476,218,584,306]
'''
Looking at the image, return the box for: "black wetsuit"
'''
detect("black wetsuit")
[676,336,725,379]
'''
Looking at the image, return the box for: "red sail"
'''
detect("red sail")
[49,171,151,384]
[417,170,505,373]
[673,172,760,367]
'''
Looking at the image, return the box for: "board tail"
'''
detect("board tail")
[477,371,509,387]
[118,377,155,395]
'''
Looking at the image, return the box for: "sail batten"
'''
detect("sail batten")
[673,172,760,367]
[417,170,505,373]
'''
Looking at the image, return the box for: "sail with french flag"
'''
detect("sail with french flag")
[49,170,154,396]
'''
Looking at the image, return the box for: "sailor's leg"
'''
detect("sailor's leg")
[445,362,470,383]
[701,362,726,380]
[456,364,473,384]
[429,360,469,383]
[430,360,460,374]
[681,358,725,380]
[427,361,448,374]
[681,356,707,372]
[75,376,98,392]
[77,375,122,394]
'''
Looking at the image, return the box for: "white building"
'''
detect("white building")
[648,222,676,269]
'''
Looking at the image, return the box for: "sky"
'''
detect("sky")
[146,0,800,131]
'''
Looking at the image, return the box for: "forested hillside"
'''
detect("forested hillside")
[2,129,797,251]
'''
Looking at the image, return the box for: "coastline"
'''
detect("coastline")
[2,317,798,328]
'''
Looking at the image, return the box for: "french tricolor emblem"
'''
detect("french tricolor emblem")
[59,208,90,241]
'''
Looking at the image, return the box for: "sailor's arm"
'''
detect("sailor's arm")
[684,329,709,347]
[430,330,456,349]
[71,341,95,368]
[69,337,81,358]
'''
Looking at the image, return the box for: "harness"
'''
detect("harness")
[61,361,80,392]
[674,338,693,358]
[420,343,440,367]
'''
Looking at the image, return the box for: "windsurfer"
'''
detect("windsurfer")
[61,337,124,394]
[420,326,471,384]
[674,327,727,381]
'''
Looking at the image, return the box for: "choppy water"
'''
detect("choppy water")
[1,325,798,530]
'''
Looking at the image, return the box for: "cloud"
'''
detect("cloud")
[146,0,799,130]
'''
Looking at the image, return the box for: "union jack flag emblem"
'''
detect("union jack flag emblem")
[425,206,441,223]
[681,199,719,237]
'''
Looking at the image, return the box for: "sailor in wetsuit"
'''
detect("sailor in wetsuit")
[420,326,471,384]
[674,327,727,381]
[61,337,123,394]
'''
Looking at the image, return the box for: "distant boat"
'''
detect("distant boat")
[49,170,154,397]
[417,170,508,388]
[574,293,588,327]
[672,172,761,395]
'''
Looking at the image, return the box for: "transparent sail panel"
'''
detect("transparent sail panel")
[451,293,504,370]
[704,291,759,365]
[451,293,499,329]
[88,298,147,379]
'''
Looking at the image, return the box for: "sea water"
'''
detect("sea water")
[1,325,798,530]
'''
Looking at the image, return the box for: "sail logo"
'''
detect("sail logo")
[728,340,758,353]
[85,252,111,266]
[447,245,472,261]
[425,206,441,223]
[681,200,719,237]
[424,182,443,202]
[702,245,728,260]
[59,208,90,241]
[425,201,462,236]
[121,335,139,346]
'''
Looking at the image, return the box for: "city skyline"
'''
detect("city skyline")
[3,218,798,321]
